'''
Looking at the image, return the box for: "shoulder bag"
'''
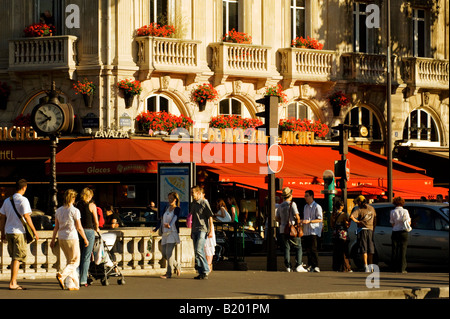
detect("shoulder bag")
[9,196,35,244]
[284,202,303,238]
[402,209,412,232]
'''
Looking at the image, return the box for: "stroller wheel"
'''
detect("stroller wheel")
[101,277,109,286]
[118,277,126,285]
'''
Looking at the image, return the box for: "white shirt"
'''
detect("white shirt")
[0,193,32,234]
[390,206,411,232]
[55,204,81,240]
[303,201,323,237]
[161,207,180,245]
[216,208,232,222]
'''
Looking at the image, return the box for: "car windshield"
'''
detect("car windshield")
[440,206,449,218]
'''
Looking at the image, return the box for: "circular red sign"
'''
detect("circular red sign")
[267,144,284,174]
[345,159,350,181]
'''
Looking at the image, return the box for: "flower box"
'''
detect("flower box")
[24,23,55,37]
[279,118,329,138]
[135,111,193,135]
[222,29,252,44]
[291,36,323,50]
[136,23,176,38]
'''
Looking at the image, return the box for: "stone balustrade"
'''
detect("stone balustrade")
[279,47,336,86]
[341,52,397,84]
[0,227,195,279]
[401,57,449,90]
[210,42,272,85]
[136,36,203,75]
[8,35,78,79]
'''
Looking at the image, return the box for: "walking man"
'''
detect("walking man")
[190,186,214,279]
[302,190,323,272]
[0,179,39,290]
[276,187,307,272]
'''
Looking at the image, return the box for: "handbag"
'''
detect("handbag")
[284,202,303,238]
[9,196,35,244]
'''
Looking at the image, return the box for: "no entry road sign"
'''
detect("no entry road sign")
[267,144,284,174]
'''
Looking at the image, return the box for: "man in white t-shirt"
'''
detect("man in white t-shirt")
[0,179,39,290]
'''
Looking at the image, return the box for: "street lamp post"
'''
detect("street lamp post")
[386,0,393,201]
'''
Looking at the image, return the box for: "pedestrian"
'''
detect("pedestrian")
[156,192,181,279]
[390,196,411,273]
[190,186,214,279]
[50,189,90,290]
[205,221,216,272]
[215,199,232,223]
[302,190,323,273]
[330,198,352,272]
[350,195,377,272]
[75,187,100,287]
[227,196,239,223]
[275,187,307,272]
[0,179,39,290]
[103,205,120,229]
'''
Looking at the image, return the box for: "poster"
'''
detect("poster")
[157,163,195,218]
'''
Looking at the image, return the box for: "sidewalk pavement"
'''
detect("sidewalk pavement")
[0,255,448,300]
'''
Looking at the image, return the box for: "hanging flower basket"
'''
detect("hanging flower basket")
[73,78,96,107]
[192,83,218,112]
[117,79,142,108]
[328,91,351,117]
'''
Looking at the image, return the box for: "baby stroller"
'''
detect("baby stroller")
[89,232,125,286]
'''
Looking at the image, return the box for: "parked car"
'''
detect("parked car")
[348,202,449,269]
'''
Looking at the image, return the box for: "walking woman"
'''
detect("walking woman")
[157,191,181,278]
[390,196,411,273]
[76,187,99,287]
[50,189,89,290]
[330,198,352,272]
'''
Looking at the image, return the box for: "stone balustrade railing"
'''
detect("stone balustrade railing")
[210,42,272,85]
[401,57,449,89]
[8,35,78,79]
[136,36,203,75]
[0,227,195,279]
[341,52,397,84]
[279,47,336,85]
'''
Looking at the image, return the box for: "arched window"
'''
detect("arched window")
[146,94,180,115]
[218,98,251,117]
[344,105,382,140]
[150,0,168,25]
[286,101,317,121]
[402,109,439,145]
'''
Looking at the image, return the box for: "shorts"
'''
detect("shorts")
[357,229,375,254]
[6,233,27,262]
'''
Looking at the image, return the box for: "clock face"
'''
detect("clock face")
[359,125,369,137]
[33,103,65,134]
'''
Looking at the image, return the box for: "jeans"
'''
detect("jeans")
[79,229,95,285]
[192,231,209,275]
[281,234,303,269]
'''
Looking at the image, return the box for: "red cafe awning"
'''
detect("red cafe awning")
[47,139,174,175]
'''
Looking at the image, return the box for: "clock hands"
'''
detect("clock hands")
[38,109,52,121]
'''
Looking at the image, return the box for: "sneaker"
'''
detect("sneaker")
[312,267,320,273]
[194,274,208,280]
[285,267,291,272]
[294,265,308,272]
[68,287,79,291]
[364,265,371,273]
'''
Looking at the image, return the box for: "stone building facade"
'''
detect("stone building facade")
[0,0,448,155]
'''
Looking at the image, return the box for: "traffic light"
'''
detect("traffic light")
[331,124,350,155]
[334,159,348,181]
[255,95,279,137]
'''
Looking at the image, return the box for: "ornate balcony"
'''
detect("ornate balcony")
[209,42,272,87]
[341,52,397,85]
[401,57,449,90]
[279,47,337,87]
[136,36,206,81]
[8,35,78,79]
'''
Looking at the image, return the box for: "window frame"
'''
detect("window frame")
[146,94,180,116]
[412,8,427,57]
[402,109,439,146]
[291,0,306,41]
[34,0,63,35]
[344,105,383,141]
[223,0,240,36]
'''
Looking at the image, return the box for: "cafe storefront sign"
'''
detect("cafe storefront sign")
[0,126,38,141]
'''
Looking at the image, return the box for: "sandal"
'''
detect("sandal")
[9,286,26,290]
[56,273,65,290]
